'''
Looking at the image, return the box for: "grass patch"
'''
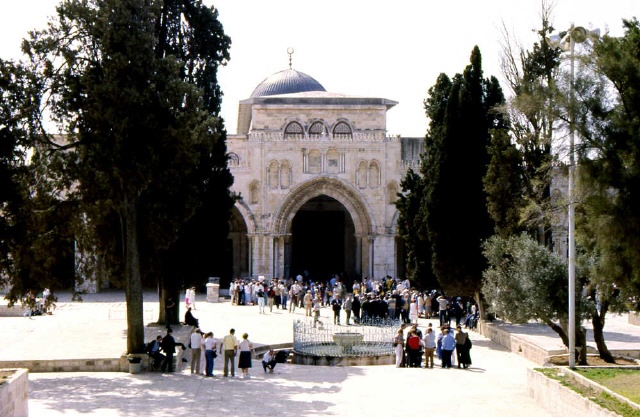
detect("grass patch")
[537,368,640,417]
[576,368,640,404]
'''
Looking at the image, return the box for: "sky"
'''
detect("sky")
[1,0,639,137]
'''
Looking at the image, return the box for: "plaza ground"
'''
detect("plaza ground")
[2,290,639,416]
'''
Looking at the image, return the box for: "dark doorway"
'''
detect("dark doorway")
[290,196,355,282]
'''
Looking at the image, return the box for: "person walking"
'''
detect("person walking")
[219,328,238,377]
[203,331,217,377]
[190,328,203,375]
[238,333,255,378]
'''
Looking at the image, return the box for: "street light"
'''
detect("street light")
[546,24,599,369]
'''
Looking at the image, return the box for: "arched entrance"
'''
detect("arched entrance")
[290,195,356,282]
[228,205,250,285]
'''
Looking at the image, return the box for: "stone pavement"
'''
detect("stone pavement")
[1,290,637,416]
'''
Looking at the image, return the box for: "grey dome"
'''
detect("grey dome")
[250,69,326,98]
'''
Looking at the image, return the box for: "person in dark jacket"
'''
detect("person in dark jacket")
[160,328,185,372]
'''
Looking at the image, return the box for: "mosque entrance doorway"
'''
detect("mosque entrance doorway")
[290,195,356,283]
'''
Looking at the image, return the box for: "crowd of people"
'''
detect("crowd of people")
[146,275,479,376]
[225,275,480,330]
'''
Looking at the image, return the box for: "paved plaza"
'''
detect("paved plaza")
[1,290,638,416]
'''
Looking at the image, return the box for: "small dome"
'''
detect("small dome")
[250,69,326,98]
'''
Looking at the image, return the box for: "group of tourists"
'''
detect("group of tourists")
[394,322,472,369]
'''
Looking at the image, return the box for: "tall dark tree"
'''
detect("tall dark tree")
[421,47,501,300]
[21,0,232,353]
[575,19,640,362]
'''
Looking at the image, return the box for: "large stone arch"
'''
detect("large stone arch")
[273,176,375,237]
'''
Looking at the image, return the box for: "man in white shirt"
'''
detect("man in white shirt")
[190,329,203,374]
[262,349,277,373]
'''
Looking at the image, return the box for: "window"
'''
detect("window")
[309,121,327,137]
[227,152,240,167]
[284,121,304,139]
[333,122,352,139]
[249,181,260,204]
[326,149,340,174]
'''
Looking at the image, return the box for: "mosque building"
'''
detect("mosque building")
[225,56,424,284]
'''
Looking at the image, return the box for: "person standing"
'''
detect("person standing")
[165,297,176,329]
[190,329,204,375]
[220,328,238,377]
[436,294,449,327]
[203,331,217,377]
[343,295,353,325]
[303,290,313,317]
[238,333,255,378]
[423,327,436,368]
[161,328,178,372]
[393,329,404,368]
[351,294,361,324]
[455,325,472,369]
[440,328,456,368]
[331,298,341,325]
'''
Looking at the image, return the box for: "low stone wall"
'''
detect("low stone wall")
[630,312,640,326]
[478,320,563,365]
[527,367,640,417]
[0,368,28,417]
[0,358,124,373]
[292,352,395,366]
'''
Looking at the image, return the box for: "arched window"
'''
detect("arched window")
[357,161,368,189]
[268,160,279,189]
[227,152,240,167]
[308,121,327,138]
[308,150,322,174]
[368,161,380,188]
[280,161,291,189]
[333,121,352,139]
[284,121,304,139]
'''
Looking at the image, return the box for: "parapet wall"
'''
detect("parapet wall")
[0,368,28,417]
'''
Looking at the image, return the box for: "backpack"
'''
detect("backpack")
[408,335,420,350]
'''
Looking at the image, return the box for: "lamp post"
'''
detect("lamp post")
[546,24,599,369]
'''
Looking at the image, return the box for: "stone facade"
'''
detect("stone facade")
[0,369,28,417]
[226,70,423,283]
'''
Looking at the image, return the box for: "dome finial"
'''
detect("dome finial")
[287,47,294,69]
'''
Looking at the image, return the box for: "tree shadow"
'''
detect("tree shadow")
[29,363,366,416]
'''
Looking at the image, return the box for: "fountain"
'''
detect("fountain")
[292,319,397,366]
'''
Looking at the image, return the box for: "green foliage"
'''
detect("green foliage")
[482,233,590,324]
[576,18,640,310]
[5,0,233,352]
[418,46,502,296]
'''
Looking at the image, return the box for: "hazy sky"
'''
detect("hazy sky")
[1,1,638,137]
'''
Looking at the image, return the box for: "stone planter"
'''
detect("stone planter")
[0,368,28,417]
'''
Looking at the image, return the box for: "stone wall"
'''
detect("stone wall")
[0,358,124,373]
[477,320,564,365]
[527,368,638,417]
[630,312,640,326]
[0,368,28,417]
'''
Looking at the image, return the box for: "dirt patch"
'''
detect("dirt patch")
[548,355,639,366]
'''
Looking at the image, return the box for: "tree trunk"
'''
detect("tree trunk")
[123,194,145,354]
[592,302,616,363]
[543,318,569,347]
[577,326,588,365]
